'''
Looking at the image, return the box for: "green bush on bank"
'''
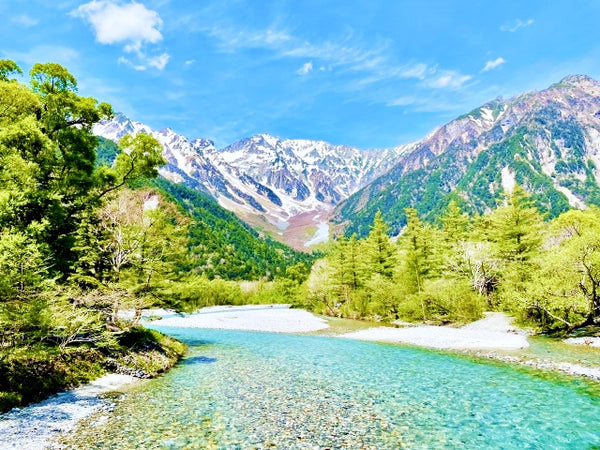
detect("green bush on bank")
[0,327,186,413]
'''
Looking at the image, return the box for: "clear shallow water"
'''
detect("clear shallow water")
[64,327,600,449]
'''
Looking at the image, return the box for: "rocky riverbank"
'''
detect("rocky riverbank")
[0,374,138,449]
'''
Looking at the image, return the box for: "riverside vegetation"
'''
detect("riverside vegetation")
[2,59,600,413]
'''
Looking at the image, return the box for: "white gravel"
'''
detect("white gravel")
[340,313,530,350]
[564,337,600,347]
[152,304,330,333]
[0,374,137,449]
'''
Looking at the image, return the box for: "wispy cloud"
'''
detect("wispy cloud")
[297,61,313,75]
[10,45,80,67]
[386,94,473,113]
[424,70,472,89]
[500,18,534,32]
[482,57,506,72]
[203,24,468,92]
[11,14,38,27]
[205,26,292,53]
[72,0,170,70]
[147,53,170,70]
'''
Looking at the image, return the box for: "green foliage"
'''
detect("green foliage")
[0,327,185,412]
[514,207,600,331]
[148,177,314,280]
[364,211,397,278]
[0,59,22,81]
[486,185,543,263]
[397,278,485,324]
[0,60,187,409]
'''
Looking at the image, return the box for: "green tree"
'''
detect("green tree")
[439,200,470,246]
[487,185,543,263]
[484,185,544,310]
[364,211,396,279]
[0,61,114,275]
[0,59,22,81]
[521,208,600,330]
[400,208,439,291]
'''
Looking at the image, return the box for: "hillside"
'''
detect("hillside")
[333,75,600,236]
[96,137,311,279]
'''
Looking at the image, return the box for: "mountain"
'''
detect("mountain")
[94,137,312,279]
[94,115,411,248]
[333,75,600,237]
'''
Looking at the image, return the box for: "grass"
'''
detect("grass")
[0,327,186,413]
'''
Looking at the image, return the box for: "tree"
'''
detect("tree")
[439,200,470,246]
[487,185,543,263]
[0,59,22,81]
[400,208,440,291]
[484,185,544,310]
[364,211,396,278]
[521,208,600,330]
[329,234,363,299]
[0,61,114,275]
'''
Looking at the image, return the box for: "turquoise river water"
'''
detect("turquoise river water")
[63,326,600,448]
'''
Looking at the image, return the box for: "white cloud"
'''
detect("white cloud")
[206,26,292,53]
[117,56,146,71]
[185,59,196,66]
[387,96,416,107]
[483,57,506,72]
[204,23,472,98]
[425,71,472,89]
[73,0,169,70]
[500,18,534,32]
[148,53,170,70]
[11,14,38,27]
[73,0,163,50]
[297,61,313,75]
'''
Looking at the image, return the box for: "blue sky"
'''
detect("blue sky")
[2,1,600,149]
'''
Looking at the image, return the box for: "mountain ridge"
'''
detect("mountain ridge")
[94,114,413,248]
[95,74,600,243]
[333,74,600,236]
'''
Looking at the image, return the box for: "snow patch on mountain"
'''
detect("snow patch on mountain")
[94,114,409,247]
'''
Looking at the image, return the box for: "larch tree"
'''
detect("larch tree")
[364,211,396,279]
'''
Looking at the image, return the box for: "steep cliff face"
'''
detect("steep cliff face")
[333,75,600,237]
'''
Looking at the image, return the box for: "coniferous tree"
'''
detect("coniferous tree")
[364,211,396,279]
[487,185,543,263]
[400,208,439,291]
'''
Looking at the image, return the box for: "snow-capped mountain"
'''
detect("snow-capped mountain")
[334,75,600,237]
[93,114,410,247]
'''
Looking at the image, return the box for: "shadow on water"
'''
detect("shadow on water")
[178,338,215,347]
[181,356,217,365]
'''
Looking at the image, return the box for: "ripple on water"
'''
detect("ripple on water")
[62,327,600,449]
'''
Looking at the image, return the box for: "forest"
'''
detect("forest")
[300,194,600,335]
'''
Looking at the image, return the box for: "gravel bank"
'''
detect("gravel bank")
[152,304,330,333]
[0,374,137,449]
[339,313,530,350]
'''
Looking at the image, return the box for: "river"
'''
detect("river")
[62,326,600,448]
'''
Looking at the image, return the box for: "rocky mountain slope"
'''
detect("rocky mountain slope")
[94,115,410,247]
[333,75,600,237]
